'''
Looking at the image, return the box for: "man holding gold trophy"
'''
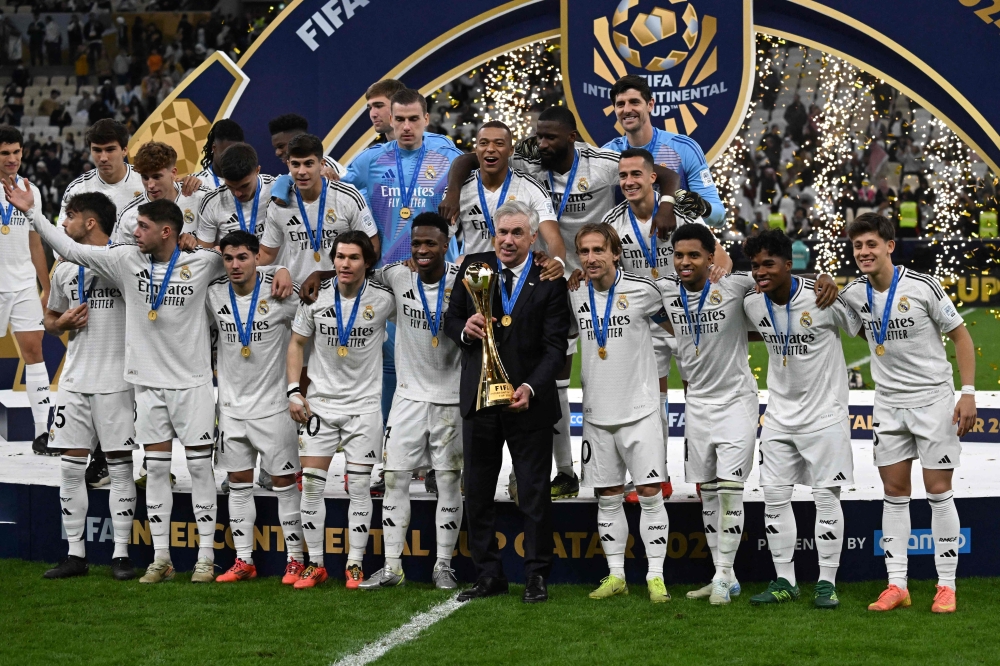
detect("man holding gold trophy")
[444,200,570,604]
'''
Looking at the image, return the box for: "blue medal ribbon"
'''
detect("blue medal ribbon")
[416,270,447,346]
[627,199,660,275]
[334,278,366,352]
[229,275,262,357]
[77,266,97,306]
[2,175,20,233]
[233,175,261,234]
[476,168,512,238]
[295,178,328,259]
[588,270,618,359]
[763,276,797,366]
[395,144,427,214]
[497,253,532,322]
[148,247,182,318]
[866,266,901,356]
[679,278,712,355]
[548,150,580,221]
[208,165,220,188]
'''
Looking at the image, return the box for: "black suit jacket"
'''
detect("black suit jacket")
[443,252,570,430]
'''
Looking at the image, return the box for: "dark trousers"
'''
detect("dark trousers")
[463,411,553,580]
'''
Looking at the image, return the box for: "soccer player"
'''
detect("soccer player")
[42,192,137,581]
[602,75,725,227]
[58,119,143,223]
[114,141,212,244]
[193,118,245,188]
[568,223,671,603]
[0,126,53,457]
[12,185,293,584]
[193,143,275,246]
[363,79,407,144]
[268,113,345,178]
[206,230,304,584]
[359,213,463,591]
[286,231,394,589]
[743,230,861,609]
[839,213,976,614]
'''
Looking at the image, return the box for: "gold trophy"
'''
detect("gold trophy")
[462,262,514,410]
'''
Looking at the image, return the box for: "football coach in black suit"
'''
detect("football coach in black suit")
[444,200,570,603]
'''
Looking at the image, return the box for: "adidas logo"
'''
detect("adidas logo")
[382,169,396,180]
[723,526,742,534]
[197,515,213,523]
[199,432,213,441]
[320,306,337,318]
[149,515,162,523]
[382,518,396,527]
[469,204,483,215]
[286,534,300,542]
[646,470,660,479]
[704,525,716,533]
[732,467,743,477]
[281,462,295,471]
[861,303,871,313]
[61,508,71,515]
[938,455,952,465]
[365,451,377,459]
[232,529,245,537]
[758,316,771,328]
[352,525,368,533]
[217,305,231,315]
[600,534,616,542]
[817,531,837,541]
[39,397,50,405]
[621,233,634,244]
[884,550,893,558]
[302,522,316,530]
[116,508,134,517]
[403,289,415,300]
[940,549,958,558]
[136,269,150,279]
[669,298,682,308]
[650,536,667,545]
[577,302,590,314]
[441,521,458,530]
[833,472,847,481]
[765,525,779,534]
[286,218,299,226]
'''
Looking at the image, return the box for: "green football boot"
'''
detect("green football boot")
[813,580,840,609]
[589,575,628,599]
[749,578,800,605]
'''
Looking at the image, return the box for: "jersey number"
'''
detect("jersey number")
[53,406,66,429]
[306,415,321,437]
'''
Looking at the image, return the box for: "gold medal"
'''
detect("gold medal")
[501,315,512,327]
[598,346,607,360]
[0,225,9,235]
[782,355,787,367]
[875,343,885,356]
[337,345,348,357]
[695,347,700,357]
[651,267,659,279]
[241,345,251,358]
[148,310,157,321]
[431,336,439,348]
[400,206,411,220]
[313,251,321,262]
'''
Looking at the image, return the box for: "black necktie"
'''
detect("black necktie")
[503,268,514,298]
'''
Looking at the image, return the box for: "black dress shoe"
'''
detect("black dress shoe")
[457,576,508,602]
[523,575,548,603]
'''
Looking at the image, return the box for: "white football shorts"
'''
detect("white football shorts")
[297,397,382,464]
[48,388,137,452]
[134,382,217,446]
[873,393,961,469]
[0,286,44,334]
[217,410,300,476]
[581,411,665,489]
[759,420,855,487]
[384,395,462,471]
[684,392,758,484]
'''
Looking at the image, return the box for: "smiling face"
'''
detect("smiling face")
[673,238,712,288]
[613,87,653,135]
[750,249,793,295]
[475,126,512,178]
[618,155,655,205]
[410,224,447,274]
[576,231,618,285]
[493,213,535,267]
[852,231,894,276]
[288,153,322,194]
[0,142,21,180]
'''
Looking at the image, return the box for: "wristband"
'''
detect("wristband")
[289,393,306,407]
[961,385,976,395]
[552,256,565,267]
[286,383,301,397]
[659,195,676,205]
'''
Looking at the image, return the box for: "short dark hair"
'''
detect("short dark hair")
[670,223,717,255]
[619,147,654,170]
[137,198,183,235]
[411,212,449,238]
[538,105,577,130]
[85,119,129,148]
[287,133,324,161]
[268,113,308,136]
[744,228,792,262]
[611,75,652,103]
[478,120,513,141]
[218,142,259,181]
[366,79,406,101]
[219,230,260,254]
[846,212,895,242]
[65,192,116,236]
[390,88,427,114]
[332,230,379,275]
[0,125,23,147]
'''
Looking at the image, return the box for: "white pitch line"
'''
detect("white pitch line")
[330,595,464,666]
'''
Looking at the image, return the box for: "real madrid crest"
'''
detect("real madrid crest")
[578,177,590,192]
[179,265,192,280]
[134,190,142,197]
[616,293,629,310]
[184,209,194,223]
[709,289,722,305]
[507,195,516,201]
[799,311,813,328]
[325,208,336,223]
[363,304,375,321]
[424,165,437,180]
[258,300,269,315]
[445,288,452,299]
[897,296,910,313]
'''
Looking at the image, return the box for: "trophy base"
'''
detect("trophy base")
[480,382,514,408]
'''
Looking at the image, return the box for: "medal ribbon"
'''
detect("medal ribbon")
[416,271,446,340]
[233,175,262,234]
[764,277,797,364]
[548,150,580,221]
[395,144,427,212]
[77,266,98,306]
[497,253,532,320]
[679,278,712,351]
[634,128,660,157]
[334,278,366,349]
[2,175,20,232]
[149,247,182,314]
[295,178,328,257]
[228,275,262,351]
[476,168,512,238]
[866,266,901,351]
[588,270,618,352]
[208,165,220,188]
[627,199,660,274]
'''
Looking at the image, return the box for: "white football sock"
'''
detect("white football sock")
[553,380,574,477]
[638,493,669,581]
[881,494,910,589]
[435,470,463,567]
[228,482,255,563]
[145,452,173,562]
[346,465,372,567]
[717,480,745,575]
[763,485,796,586]
[659,392,670,475]
[185,449,217,562]
[60,455,88,558]
[382,470,411,572]
[107,456,136,559]
[274,483,303,562]
[813,487,844,585]
[597,493,627,579]
[25,362,51,438]
[300,467,328,568]
[699,482,720,566]
[928,490,960,590]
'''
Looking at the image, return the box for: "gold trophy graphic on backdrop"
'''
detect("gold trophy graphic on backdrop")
[462,262,514,410]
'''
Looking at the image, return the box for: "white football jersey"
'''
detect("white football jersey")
[568,271,663,426]
[603,201,706,280]
[261,180,378,284]
[58,165,144,223]
[192,166,222,189]
[511,141,619,271]
[376,261,461,404]
[48,261,128,393]
[0,179,42,292]
[456,169,556,256]
[840,267,964,408]
[206,273,298,419]
[659,272,757,404]
[195,174,276,244]
[113,182,213,245]
[744,277,862,434]
[292,278,395,414]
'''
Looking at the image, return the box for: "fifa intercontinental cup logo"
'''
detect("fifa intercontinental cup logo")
[462,263,514,410]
